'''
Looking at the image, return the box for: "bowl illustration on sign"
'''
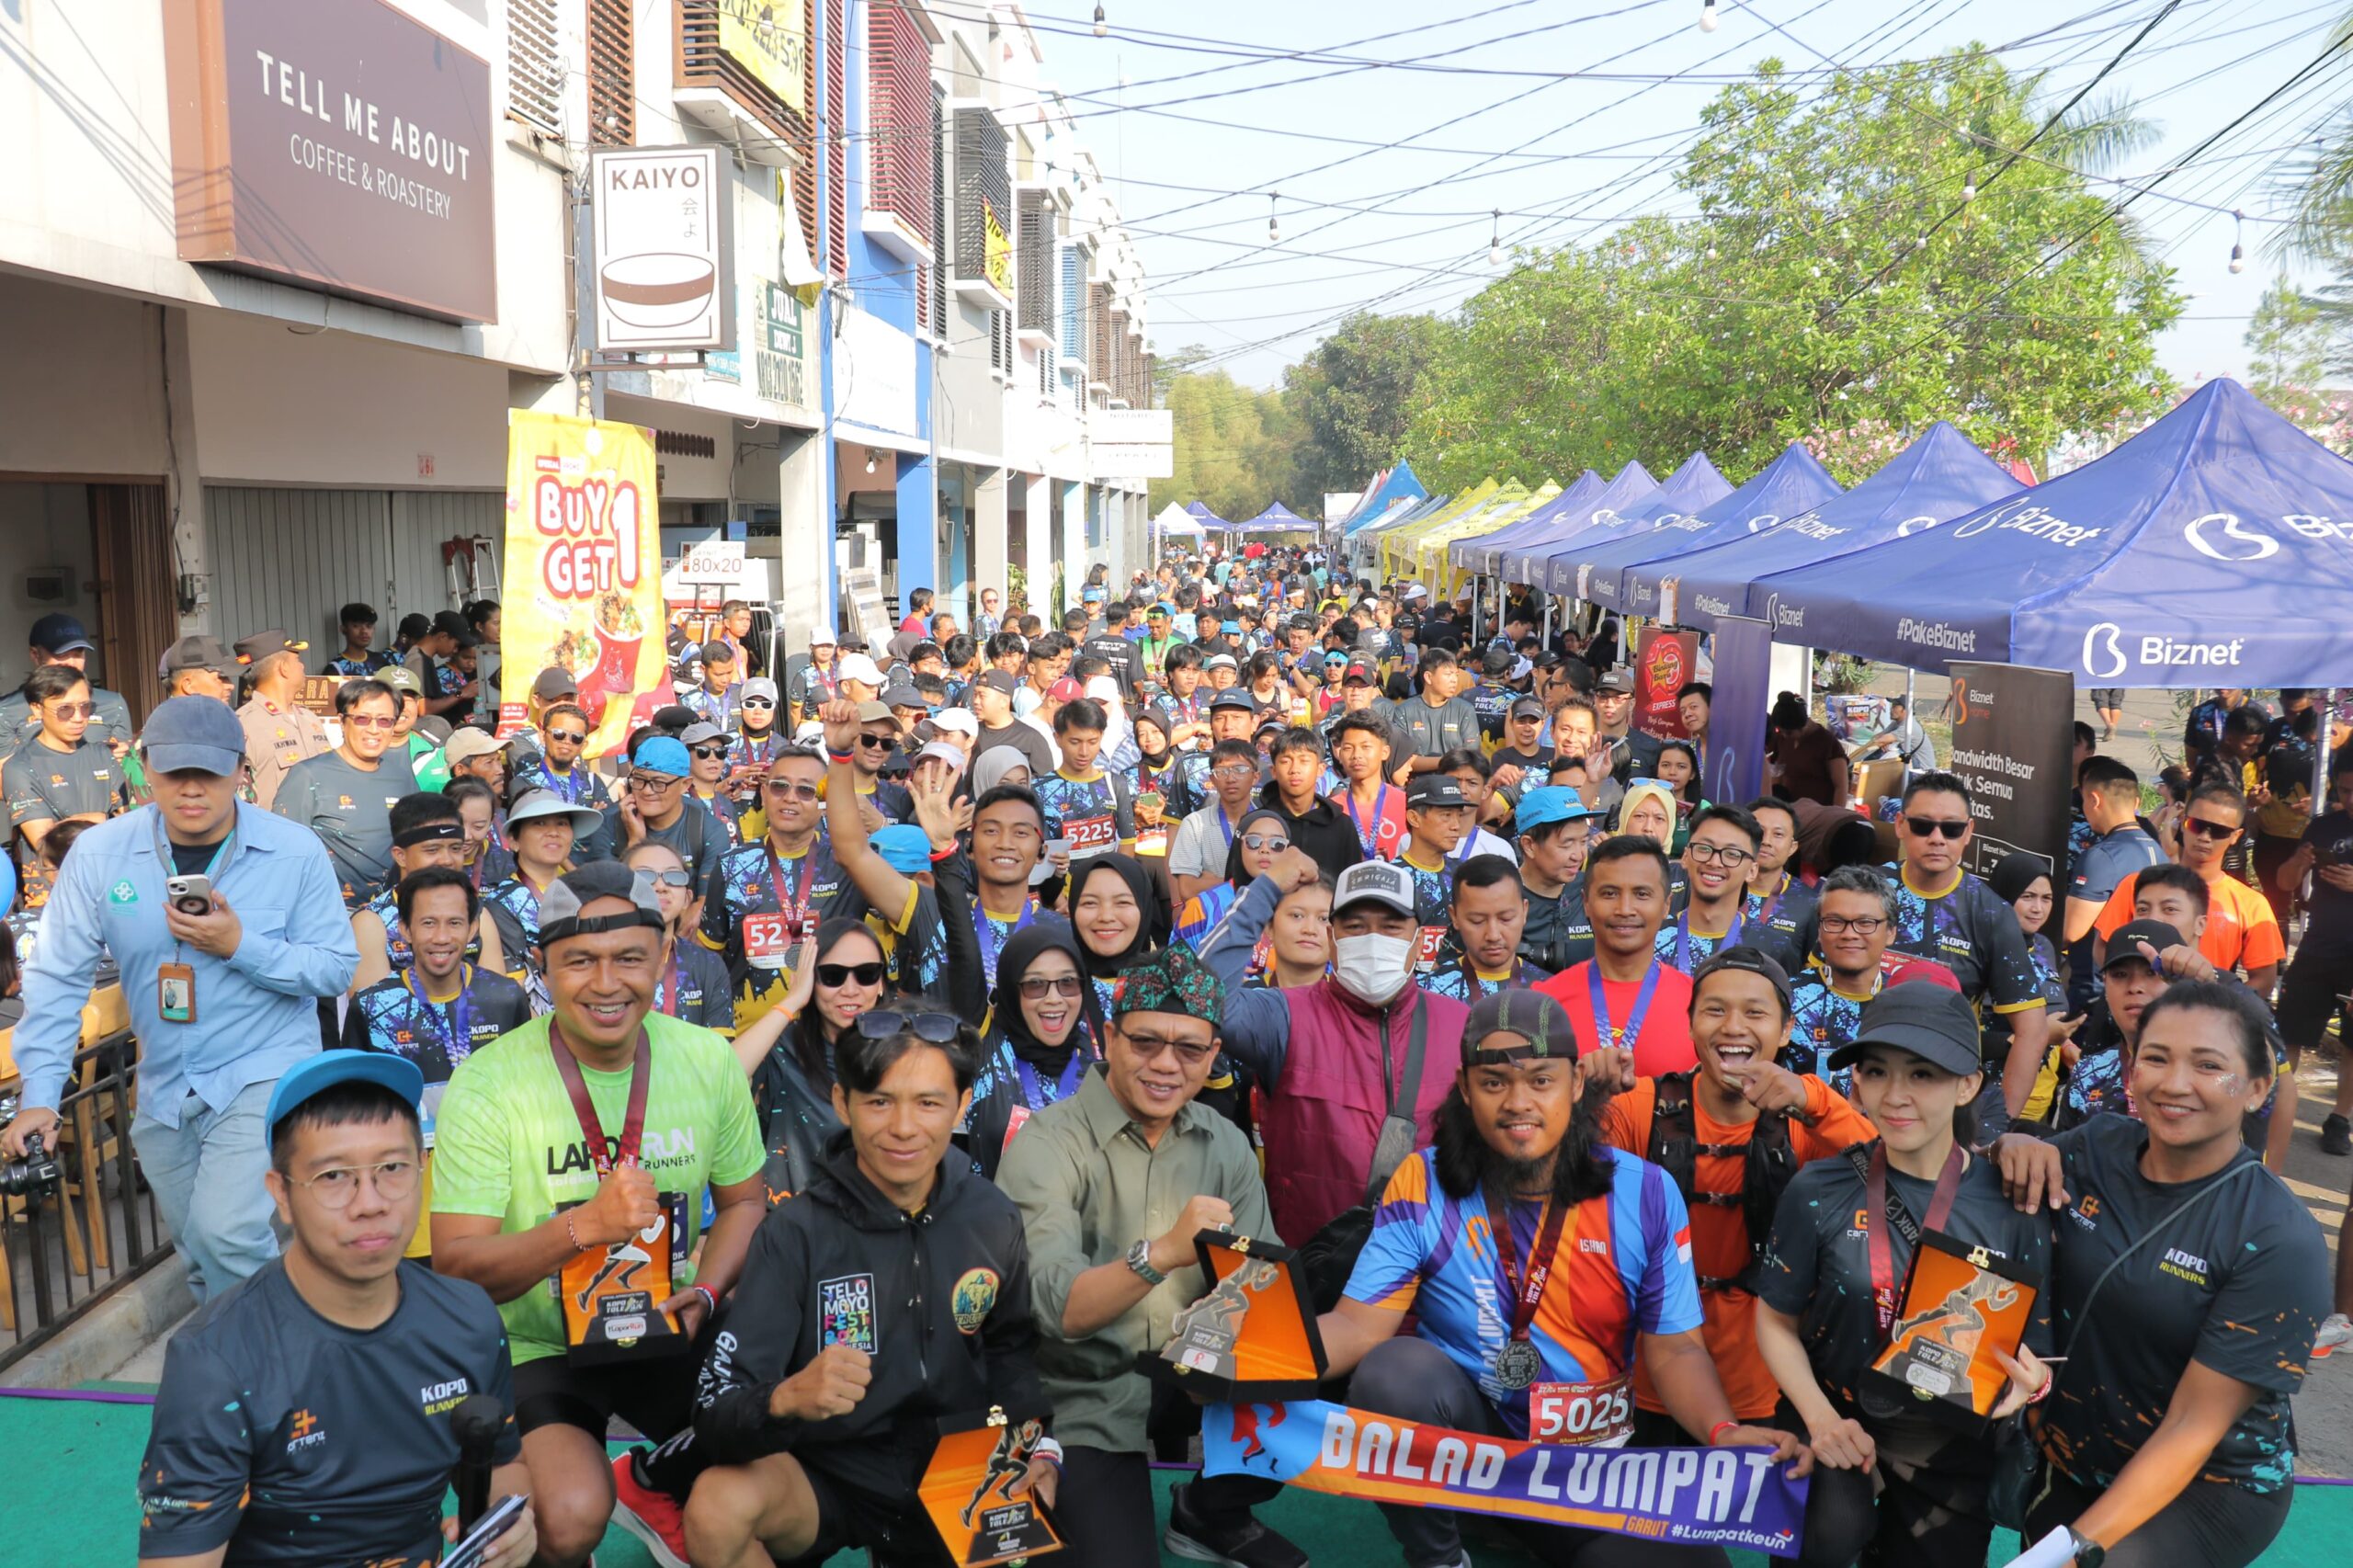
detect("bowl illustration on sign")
[600,253,716,329]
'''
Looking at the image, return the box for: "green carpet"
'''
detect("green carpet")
[7,1392,2347,1567]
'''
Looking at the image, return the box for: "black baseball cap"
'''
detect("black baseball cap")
[1406,774,1470,811]
[1508,696,1547,721]
[1690,946,1792,1010]
[1827,983,1984,1076]
[1597,669,1636,695]
[29,613,94,654]
[1461,988,1582,1066]
[975,669,1020,698]
[2102,919,2188,972]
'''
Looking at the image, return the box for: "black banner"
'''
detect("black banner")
[1944,663,2075,881]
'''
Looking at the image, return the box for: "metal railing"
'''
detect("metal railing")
[0,1031,169,1369]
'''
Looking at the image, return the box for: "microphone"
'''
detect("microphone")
[449,1393,506,1537]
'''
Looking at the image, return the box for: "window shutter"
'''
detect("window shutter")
[586,0,633,146]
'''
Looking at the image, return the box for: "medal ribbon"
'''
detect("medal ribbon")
[1342,785,1391,858]
[548,1025,651,1181]
[1860,1142,1965,1339]
[1673,906,1745,974]
[1011,1050,1088,1108]
[1483,1186,1574,1358]
[974,899,1038,983]
[653,947,688,1017]
[767,846,814,935]
[1588,960,1664,1056]
[404,964,479,1067]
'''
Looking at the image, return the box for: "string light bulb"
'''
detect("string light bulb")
[1489,210,1503,267]
[2228,210,2245,274]
[1961,173,1977,202]
[1092,4,1107,38]
[1699,0,1719,32]
[1268,193,1280,244]
[865,449,878,474]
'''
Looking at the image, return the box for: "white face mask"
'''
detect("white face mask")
[1334,931,1414,1005]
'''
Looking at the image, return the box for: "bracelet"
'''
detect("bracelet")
[2029,1373,2054,1405]
[691,1282,718,1312]
[564,1210,585,1254]
[929,842,960,863]
[1031,1437,1064,1469]
[827,748,855,766]
[1706,1420,1741,1447]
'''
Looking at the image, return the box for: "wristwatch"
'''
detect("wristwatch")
[1126,1238,1167,1285]
[2067,1527,2106,1568]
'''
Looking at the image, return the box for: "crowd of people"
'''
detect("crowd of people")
[0,552,2345,1568]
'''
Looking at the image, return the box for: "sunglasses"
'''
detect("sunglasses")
[688,744,726,759]
[344,713,397,730]
[817,960,888,987]
[766,778,822,801]
[743,697,776,710]
[1240,833,1290,853]
[45,701,95,719]
[2181,816,2238,840]
[857,1009,961,1042]
[1903,815,1970,839]
[644,868,694,888]
[856,733,896,750]
[545,729,587,744]
[1017,974,1086,999]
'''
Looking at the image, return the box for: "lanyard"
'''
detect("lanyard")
[548,1024,651,1181]
[1342,785,1390,857]
[1483,1186,1574,1348]
[1215,805,1240,849]
[767,846,813,930]
[1588,960,1664,1057]
[404,965,479,1065]
[1451,834,1480,873]
[974,899,1037,981]
[1011,1049,1088,1108]
[1672,906,1745,973]
[1754,872,1789,926]
[545,763,585,803]
[1859,1142,1965,1339]
[653,947,688,1017]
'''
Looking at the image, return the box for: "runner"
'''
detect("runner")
[1743,797,1816,962]
[699,744,864,1029]
[1784,866,1916,1090]
[2062,758,2165,1010]
[1657,805,1764,975]
[1033,698,1137,865]
[1329,711,1408,862]
[1514,787,1597,972]
[2,662,123,907]
[1313,986,1807,1568]
[960,920,1093,1179]
[2095,785,2282,994]
[624,839,737,1034]
[1170,738,1259,903]
[1535,835,1698,1076]
[321,602,395,677]
[1424,854,1551,1002]
[1755,983,2053,1568]
[484,788,602,1000]
[1396,773,1481,967]
[272,676,418,910]
[1257,724,1361,878]
[349,792,505,989]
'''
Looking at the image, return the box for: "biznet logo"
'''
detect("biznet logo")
[1744,513,1781,533]
[1949,499,2104,548]
[1895,618,1977,653]
[1782,513,1848,540]
[2180,512,2352,561]
[1762,592,1805,630]
[2081,622,2245,679]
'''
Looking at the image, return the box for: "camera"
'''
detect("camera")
[0,1132,63,1199]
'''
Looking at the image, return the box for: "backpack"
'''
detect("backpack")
[1644,1071,1798,1294]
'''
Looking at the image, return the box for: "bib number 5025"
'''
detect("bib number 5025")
[1529,1380,1633,1446]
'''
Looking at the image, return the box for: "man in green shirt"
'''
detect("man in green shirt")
[997,944,1302,1568]
[430,860,767,1568]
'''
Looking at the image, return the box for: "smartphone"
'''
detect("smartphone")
[442,1494,528,1568]
[164,874,214,915]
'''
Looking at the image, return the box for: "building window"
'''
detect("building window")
[507,0,564,137]
[586,0,633,146]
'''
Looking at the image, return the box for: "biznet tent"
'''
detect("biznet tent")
[1648,421,2021,634]
[1185,500,1233,531]
[1601,450,1734,534]
[1500,467,1654,585]
[1607,440,1845,616]
[1535,462,1663,592]
[1235,502,1315,533]
[1753,379,2353,686]
[1554,450,1752,612]
[1454,471,1603,577]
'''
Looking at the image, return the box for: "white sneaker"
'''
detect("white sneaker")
[2317,1312,2353,1359]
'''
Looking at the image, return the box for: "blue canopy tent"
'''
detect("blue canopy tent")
[1455,471,1602,577]
[1234,501,1315,533]
[1185,500,1233,530]
[1344,460,1427,529]
[1602,450,1735,534]
[1647,422,2019,634]
[1350,491,1449,569]
[1552,451,1745,610]
[1753,380,2353,686]
[1535,462,1661,592]
[1603,440,1845,616]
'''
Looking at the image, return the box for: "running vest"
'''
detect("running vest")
[1643,1070,1796,1294]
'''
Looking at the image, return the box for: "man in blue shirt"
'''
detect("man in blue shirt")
[1,696,359,1300]
[2062,757,2165,1010]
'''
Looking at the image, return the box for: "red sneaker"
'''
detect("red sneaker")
[609,1449,689,1568]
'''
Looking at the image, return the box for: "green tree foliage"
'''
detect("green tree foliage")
[1282,312,1446,502]
[1404,51,2182,488]
[2245,274,2328,402]
[1152,353,1303,521]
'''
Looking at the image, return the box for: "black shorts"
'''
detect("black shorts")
[2089,688,2124,710]
[2273,933,2353,1046]
[779,1462,949,1568]
[511,1349,698,1441]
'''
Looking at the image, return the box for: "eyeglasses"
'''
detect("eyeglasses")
[1210,764,1255,780]
[2182,816,2238,840]
[857,1009,961,1042]
[291,1159,418,1210]
[343,713,397,730]
[1240,833,1290,853]
[766,778,821,801]
[817,960,888,987]
[1903,816,1970,839]
[1819,915,1888,936]
[45,701,94,719]
[743,698,776,710]
[688,745,726,760]
[630,773,685,792]
[1686,841,1755,868]
[856,733,896,751]
[1119,1030,1220,1068]
[1017,974,1086,999]
[545,729,587,745]
[644,868,694,888]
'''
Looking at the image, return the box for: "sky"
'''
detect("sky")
[1020,0,2347,392]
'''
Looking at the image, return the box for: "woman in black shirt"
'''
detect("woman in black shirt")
[1994,979,2330,1568]
[1756,981,2053,1568]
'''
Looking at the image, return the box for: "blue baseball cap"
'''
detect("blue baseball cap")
[633,735,692,777]
[871,824,933,874]
[140,694,247,777]
[1514,786,1595,836]
[266,1050,425,1135]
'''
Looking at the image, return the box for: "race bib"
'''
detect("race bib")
[1529,1373,1634,1447]
[1414,925,1449,972]
[1065,814,1120,855]
[1001,1103,1032,1158]
[744,911,794,969]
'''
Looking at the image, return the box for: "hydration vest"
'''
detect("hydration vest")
[1643,1070,1797,1294]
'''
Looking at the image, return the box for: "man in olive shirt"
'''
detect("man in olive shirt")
[996,945,1299,1568]
[273,677,418,909]
[233,630,330,812]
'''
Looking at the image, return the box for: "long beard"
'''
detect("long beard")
[1495,1150,1553,1195]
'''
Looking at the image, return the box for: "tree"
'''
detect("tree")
[2245,274,2327,403]
[1403,50,2182,488]
[1282,312,1445,503]
[1151,363,1302,522]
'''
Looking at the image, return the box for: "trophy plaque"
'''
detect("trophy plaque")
[1138,1231,1329,1401]
[920,1406,1063,1566]
[1860,1229,2040,1431]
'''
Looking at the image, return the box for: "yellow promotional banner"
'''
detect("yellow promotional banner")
[717,0,810,117]
[501,410,662,758]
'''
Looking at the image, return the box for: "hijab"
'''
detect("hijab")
[1615,780,1679,841]
[1221,806,1290,889]
[1988,849,2056,906]
[970,744,1031,799]
[989,917,1088,1072]
[1133,706,1174,764]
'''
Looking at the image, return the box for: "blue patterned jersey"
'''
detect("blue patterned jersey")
[1880,867,2042,1014]
[511,756,611,812]
[699,835,866,1021]
[340,965,530,1088]
[1032,768,1136,862]
[323,653,393,677]
[1781,971,1883,1096]
[1424,956,1552,1003]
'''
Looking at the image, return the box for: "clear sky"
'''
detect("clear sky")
[1026,0,2344,392]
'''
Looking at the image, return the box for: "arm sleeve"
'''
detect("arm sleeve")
[996,1124,1092,1344]
[222,834,362,998]
[1755,1166,1829,1317]
[934,850,990,1019]
[2192,1204,2333,1394]
[693,1215,815,1462]
[136,1339,254,1557]
[980,1207,1051,1420]
[10,835,108,1108]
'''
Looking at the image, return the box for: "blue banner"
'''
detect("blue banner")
[1202,1399,1808,1557]
[1699,614,1771,807]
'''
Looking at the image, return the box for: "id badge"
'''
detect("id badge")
[743,911,791,969]
[157,962,197,1024]
[1529,1372,1635,1447]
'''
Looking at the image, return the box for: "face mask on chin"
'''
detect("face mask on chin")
[1334,931,1414,1005]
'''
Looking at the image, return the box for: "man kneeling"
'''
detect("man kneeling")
[685,1007,1056,1566]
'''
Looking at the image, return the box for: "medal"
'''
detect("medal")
[1493,1339,1542,1391]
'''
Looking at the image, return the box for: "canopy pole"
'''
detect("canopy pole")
[1904,666,1915,733]
[2317,690,2337,824]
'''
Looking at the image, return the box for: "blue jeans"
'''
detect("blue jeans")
[132,1083,279,1300]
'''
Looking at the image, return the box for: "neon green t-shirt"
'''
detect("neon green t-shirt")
[429,1010,766,1363]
